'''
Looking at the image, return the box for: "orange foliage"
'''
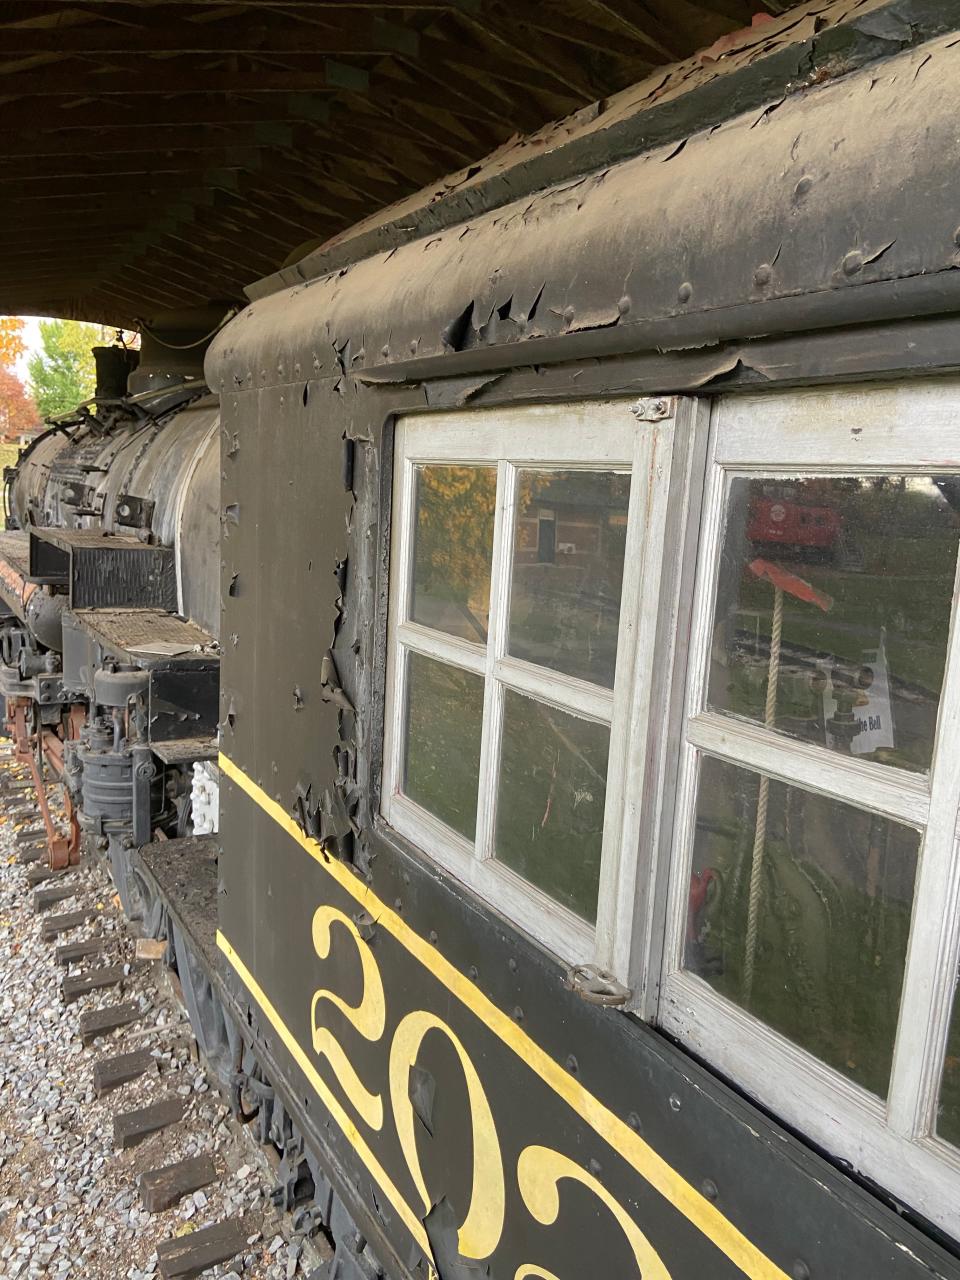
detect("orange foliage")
[0,367,41,441]
[0,317,26,370]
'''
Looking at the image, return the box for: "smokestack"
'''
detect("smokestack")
[93,346,140,401]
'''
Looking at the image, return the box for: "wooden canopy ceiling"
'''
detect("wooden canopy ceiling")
[0,0,785,326]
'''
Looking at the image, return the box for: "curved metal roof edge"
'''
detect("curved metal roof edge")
[244,0,951,306]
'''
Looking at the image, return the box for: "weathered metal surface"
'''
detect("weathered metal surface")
[70,609,215,655]
[211,26,960,393]
[30,530,178,612]
[9,393,220,637]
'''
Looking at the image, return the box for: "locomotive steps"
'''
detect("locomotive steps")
[0,752,329,1279]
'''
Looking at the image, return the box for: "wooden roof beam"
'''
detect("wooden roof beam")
[0,61,370,96]
[0,122,294,156]
[0,95,328,131]
[6,0,480,8]
[0,12,421,57]
[2,148,265,181]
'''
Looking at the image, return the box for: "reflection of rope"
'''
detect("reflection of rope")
[744,583,783,1001]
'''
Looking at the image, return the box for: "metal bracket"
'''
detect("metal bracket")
[631,396,675,422]
[115,493,156,530]
[568,963,632,1008]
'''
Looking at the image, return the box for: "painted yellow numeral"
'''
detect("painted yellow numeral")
[310,905,386,1131]
[390,1010,506,1261]
[517,1145,672,1280]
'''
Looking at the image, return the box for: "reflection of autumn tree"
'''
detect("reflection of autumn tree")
[415,466,496,601]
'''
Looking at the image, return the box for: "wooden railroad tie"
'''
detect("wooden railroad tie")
[26,865,67,887]
[156,1217,248,1279]
[114,1096,184,1150]
[62,964,124,1005]
[17,845,43,865]
[93,1048,155,1098]
[55,936,104,965]
[33,883,76,913]
[79,1000,141,1045]
[41,908,95,940]
[139,1154,218,1213]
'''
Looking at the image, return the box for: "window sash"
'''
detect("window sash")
[658,381,960,1237]
[383,399,698,978]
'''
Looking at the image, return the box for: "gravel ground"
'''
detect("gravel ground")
[0,754,328,1280]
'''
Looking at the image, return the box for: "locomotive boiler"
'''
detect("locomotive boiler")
[0,318,220,916]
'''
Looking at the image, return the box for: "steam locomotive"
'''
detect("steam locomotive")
[4,6,960,1280]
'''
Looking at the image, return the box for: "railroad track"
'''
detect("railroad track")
[0,746,330,1280]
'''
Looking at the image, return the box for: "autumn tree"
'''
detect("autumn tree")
[0,317,26,370]
[0,368,41,441]
[27,319,98,418]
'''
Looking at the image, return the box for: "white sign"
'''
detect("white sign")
[821,631,895,755]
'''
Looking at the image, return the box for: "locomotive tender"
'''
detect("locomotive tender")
[6,3,960,1277]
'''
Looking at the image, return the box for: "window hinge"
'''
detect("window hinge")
[568,964,632,1008]
[631,396,675,422]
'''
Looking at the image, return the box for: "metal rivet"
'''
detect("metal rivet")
[677,281,693,303]
[381,344,390,358]
[563,305,575,323]
[794,174,814,198]
[627,1111,642,1132]
[842,250,863,276]
[669,1094,682,1112]
[409,340,418,354]
[702,1179,718,1202]
[513,1006,524,1021]
[429,930,438,944]
[394,897,402,911]
[588,1158,602,1177]
[508,958,518,972]
[617,295,631,315]
[953,225,960,249]
[753,263,772,287]
[566,1055,579,1075]
[792,1263,810,1280]
[468,965,479,981]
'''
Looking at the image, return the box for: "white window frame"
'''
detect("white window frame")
[658,380,960,1237]
[382,398,702,981]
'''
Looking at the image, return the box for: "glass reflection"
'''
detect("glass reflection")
[495,690,609,922]
[937,976,960,1148]
[508,469,630,688]
[685,756,919,1099]
[708,476,960,773]
[411,464,496,642]
[403,653,484,840]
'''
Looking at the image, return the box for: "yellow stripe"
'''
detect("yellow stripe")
[218,751,790,1280]
[217,930,430,1255]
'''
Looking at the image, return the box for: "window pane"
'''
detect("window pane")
[708,476,960,773]
[403,652,484,840]
[411,464,497,642]
[508,469,630,687]
[937,974,960,1147]
[494,689,609,923]
[685,756,919,1098]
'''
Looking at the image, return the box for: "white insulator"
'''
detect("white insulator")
[191,760,220,836]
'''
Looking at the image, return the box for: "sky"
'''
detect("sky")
[14,316,44,378]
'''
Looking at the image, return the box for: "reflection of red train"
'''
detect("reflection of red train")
[748,497,841,559]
